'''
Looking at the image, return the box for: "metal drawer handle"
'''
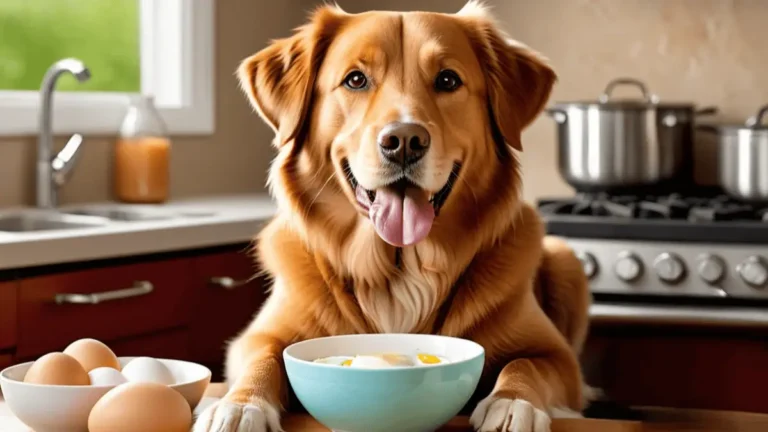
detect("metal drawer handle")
[54,281,154,305]
[209,276,252,290]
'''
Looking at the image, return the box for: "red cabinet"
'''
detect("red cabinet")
[189,250,267,373]
[582,326,768,413]
[5,244,266,380]
[0,354,11,372]
[0,281,17,350]
[110,328,192,360]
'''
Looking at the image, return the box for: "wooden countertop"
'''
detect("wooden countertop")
[3,383,768,431]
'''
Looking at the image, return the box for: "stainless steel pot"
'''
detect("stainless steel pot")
[700,104,768,202]
[547,78,717,192]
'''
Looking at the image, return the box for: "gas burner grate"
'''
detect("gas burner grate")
[538,193,768,223]
[688,201,759,222]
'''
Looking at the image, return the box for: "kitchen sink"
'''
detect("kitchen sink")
[62,206,217,222]
[63,208,176,222]
[0,213,108,233]
[0,206,218,233]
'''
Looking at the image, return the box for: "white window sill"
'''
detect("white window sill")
[0,91,214,136]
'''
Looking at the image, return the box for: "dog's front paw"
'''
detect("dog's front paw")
[192,399,282,432]
[470,396,550,432]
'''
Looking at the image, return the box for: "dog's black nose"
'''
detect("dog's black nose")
[377,122,430,165]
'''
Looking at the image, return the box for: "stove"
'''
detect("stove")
[538,193,768,301]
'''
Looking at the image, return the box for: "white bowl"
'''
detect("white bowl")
[0,357,211,432]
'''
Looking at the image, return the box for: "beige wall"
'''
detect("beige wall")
[0,0,308,208]
[6,1,767,207]
[325,0,768,201]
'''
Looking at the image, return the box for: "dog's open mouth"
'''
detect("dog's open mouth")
[343,160,461,247]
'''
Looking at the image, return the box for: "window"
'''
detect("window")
[0,0,141,93]
[0,0,214,136]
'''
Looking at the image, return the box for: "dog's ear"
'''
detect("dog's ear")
[238,6,346,147]
[459,5,556,152]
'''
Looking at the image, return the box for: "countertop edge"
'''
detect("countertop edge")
[0,195,277,271]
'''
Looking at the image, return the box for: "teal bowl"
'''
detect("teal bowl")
[283,334,484,432]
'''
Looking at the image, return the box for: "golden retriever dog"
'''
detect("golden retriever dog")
[194,2,591,431]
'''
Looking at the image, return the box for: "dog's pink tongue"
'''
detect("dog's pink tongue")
[369,186,435,247]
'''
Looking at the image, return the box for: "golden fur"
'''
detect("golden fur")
[194,2,591,431]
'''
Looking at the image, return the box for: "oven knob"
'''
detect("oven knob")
[614,252,643,282]
[696,254,726,285]
[737,256,768,289]
[653,252,686,284]
[576,251,598,280]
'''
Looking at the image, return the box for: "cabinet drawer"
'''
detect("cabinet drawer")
[17,258,193,358]
[190,251,266,364]
[0,281,17,349]
[0,353,12,370]
[109,328,191,360]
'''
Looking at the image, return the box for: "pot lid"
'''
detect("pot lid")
[551,77,696,110]
[701,104,768,133]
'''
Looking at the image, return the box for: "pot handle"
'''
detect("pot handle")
[599,78,657,104]
[663,106,718,128]
[745,104,768,127]
[695,106,718,116]
[695,124,719,134]
[545,108,567,124]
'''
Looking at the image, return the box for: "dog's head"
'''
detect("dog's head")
[239,1,555,250]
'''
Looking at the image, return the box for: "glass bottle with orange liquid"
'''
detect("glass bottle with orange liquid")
[114,95,171,203]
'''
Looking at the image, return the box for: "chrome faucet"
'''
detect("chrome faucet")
[37,58,91,208]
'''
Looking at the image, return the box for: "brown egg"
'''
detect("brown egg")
[23,352,90,386]
[88,382,192,432]
[63,338,121,372]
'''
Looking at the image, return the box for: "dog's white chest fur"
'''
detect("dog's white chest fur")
[341,222,454,333]
[353,246,451,334]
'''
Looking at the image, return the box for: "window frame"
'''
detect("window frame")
[0,0,215,136]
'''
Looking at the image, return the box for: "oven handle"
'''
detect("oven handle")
[590,303,768,327]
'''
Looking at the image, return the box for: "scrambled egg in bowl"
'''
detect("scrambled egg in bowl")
[313,353,449,368]
[284,334,485,432]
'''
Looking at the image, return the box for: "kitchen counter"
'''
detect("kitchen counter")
[0,195,277,271]
[3,383,768,432]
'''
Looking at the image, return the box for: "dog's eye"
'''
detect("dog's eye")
[343,71,368,90]
[434,69,463,92]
